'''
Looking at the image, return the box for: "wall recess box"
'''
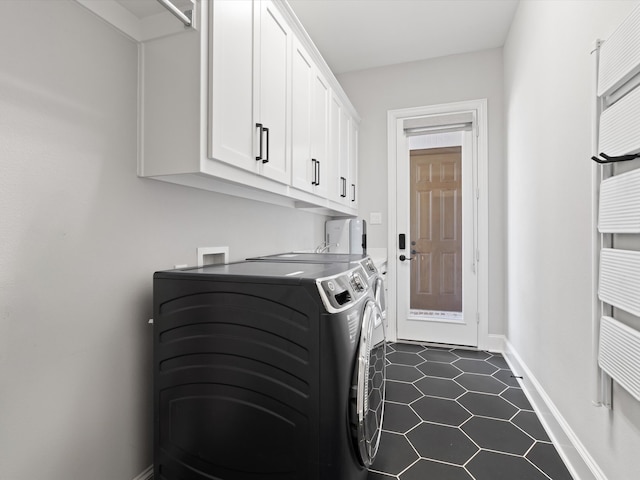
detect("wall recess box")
[197,246,229,267]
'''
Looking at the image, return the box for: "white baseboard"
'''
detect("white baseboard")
[503,340,607,480]
[132,465,153,480]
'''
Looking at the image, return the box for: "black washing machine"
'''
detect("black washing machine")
[153,260,386,480]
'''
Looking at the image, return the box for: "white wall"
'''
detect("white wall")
[337,48,506,335]
[504,1,640,479]
[0,2,326,479]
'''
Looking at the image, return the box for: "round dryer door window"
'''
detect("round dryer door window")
[353,300,387,467]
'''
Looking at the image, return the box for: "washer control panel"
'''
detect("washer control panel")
[318,266,370,312]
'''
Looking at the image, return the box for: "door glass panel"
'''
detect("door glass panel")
[409,146,463,322]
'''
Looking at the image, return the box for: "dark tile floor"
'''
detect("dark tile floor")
[369,343,574,480]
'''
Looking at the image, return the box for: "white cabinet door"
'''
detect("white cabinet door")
[349,121,359,208]
[208,0,256,171]
[329,93,343,202]
[291,37,330,198]
[311,71,329,198]
[291,38,314,192]
[329,91,358,206]
[255,0,291,184]
[338,106,351,205]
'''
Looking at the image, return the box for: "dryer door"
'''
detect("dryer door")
[353,300,387,467]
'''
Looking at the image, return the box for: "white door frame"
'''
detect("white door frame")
[387,99,491,350]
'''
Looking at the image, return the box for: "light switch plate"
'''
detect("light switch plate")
[370,212,383,225]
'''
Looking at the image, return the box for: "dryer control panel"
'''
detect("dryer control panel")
[317,266,370,313]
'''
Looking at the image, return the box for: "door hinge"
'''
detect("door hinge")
[476,187,480,200]
[476,312,480,324]
[476,249,480,262]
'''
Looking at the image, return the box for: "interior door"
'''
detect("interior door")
[396,131,478,347]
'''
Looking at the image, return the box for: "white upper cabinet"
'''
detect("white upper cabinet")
[338,107,351,205]
[349,121,359,208]
[291,37,330,198]
[209,0,290,183]
[328,92,342,202]
[291,38,314,191]
[134,0,359,215]
[208,0,255,170]
[254,0,291,183]
[329,92,352,206]
[311,70,330,198]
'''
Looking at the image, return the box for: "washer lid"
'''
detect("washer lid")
[155,260,349,282]
[247,252,367,263]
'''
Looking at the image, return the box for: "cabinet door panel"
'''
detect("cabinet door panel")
[329,94,342,201]
[258,0,290,184]
[339,108,350,205]
[209,0,255,171]
[291,40,313,191]
[349,122,358,207]
[311,72,329,197]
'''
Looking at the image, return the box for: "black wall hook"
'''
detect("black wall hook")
[592,152,640,164]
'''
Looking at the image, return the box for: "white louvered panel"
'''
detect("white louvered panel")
[599,248,640,316]
[599,84,640,156]
[598,5,640,97]
[598,167,640,233]
[599,316,640,402]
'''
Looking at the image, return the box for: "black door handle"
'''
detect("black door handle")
[312,159,318,185]
[255,123,263,161]
[399,255,414,262]
[262,126,269,164]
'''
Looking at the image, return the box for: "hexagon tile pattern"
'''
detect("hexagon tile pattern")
[368,343,574,480]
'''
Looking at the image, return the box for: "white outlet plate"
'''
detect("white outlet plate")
[197,246,229,267]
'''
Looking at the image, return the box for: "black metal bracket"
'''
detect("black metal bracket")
[591,152,640,164]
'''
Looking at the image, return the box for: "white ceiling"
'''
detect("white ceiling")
[288,0,520,74]
[115,0,520,74]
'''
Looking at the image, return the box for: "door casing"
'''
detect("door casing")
[387,99,491,350]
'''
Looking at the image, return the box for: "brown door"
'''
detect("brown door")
[410,147,462,313]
